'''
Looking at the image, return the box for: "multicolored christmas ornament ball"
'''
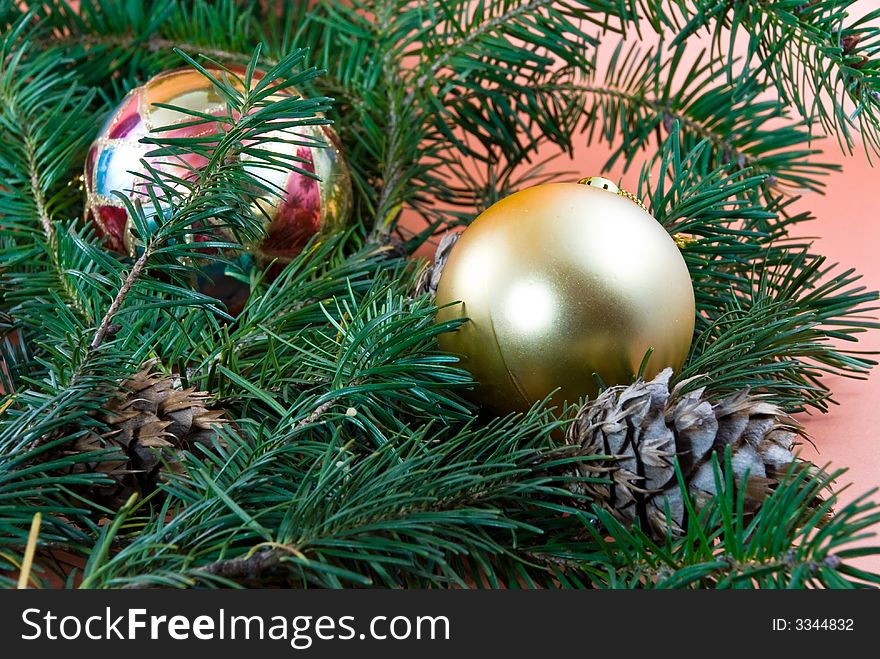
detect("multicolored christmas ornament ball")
[84,66,352,264]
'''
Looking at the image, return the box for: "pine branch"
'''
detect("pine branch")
[415,0,555,89]
[1,42,340,564]
[2,0,879,591]
[26,154,52,242]
[643,134,878,412]
[577,41,837,194]
[66,405,574,588]
[69,409,880,589]
[0,15,98,323]
[571,463,880,589]
[640,0,880,155]
[197,548,282,579]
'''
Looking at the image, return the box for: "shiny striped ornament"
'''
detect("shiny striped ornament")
[84,67,351,310]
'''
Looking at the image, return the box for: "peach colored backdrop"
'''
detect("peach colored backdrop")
[534,4,880,571]
[401,3,879,572]
[563,137,880,559]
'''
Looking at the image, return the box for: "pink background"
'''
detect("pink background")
[395,2,879,572]
[568,140,880,565]
[411,3,880,572]
[530,6,880,570]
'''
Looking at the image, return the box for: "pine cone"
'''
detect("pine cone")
[566,368,803,538]
[72,363,229,507]
[415,232,460,297]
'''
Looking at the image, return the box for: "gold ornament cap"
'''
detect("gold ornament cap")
[577,176,620,193]
[577,176,648,211]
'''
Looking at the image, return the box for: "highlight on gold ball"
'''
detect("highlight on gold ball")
[434,178,696,415]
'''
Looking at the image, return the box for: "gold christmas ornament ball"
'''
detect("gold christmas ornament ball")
[435,178,695,414]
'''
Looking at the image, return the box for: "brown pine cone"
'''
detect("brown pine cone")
[71,363,229,507]
[566,369,804,538]
[415,232,460,297]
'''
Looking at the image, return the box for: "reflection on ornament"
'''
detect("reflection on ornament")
[505,281,555,334]
[435,180,696,415]
[84,67,351,261]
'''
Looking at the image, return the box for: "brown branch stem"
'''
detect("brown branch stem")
[89,244,152,351]
[293,399,336,430]
[46,33,271,67]
[2,96,91,320]
[197,549,284,579]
